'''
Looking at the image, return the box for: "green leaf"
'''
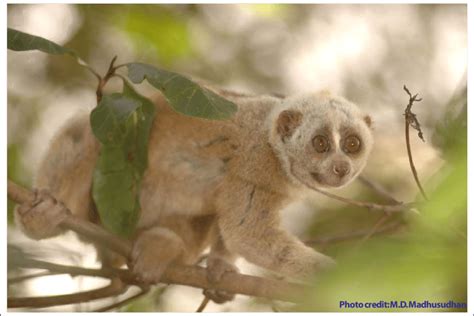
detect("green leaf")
[90,87,156,237]
[90,94,141,146]
[122,81,156,174]
[92,147,140,237]
[8,28,76,56]
[126,62,237,120]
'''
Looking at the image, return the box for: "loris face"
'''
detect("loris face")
[272,94,373,189]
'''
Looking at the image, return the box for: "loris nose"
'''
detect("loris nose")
[332,161,350,177]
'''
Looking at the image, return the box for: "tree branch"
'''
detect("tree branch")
[7,180,309,305]
[8,271,62,284]
[305,220,405,246]
[92,287,150,312]
[403,85,428,200]
[8,279,127,308]
[358,176,401,205]
[312,186,412,213]
[288,160,414,213]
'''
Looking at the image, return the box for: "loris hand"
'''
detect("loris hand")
[14,189,70,240]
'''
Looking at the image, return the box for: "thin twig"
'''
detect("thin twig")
[305,220,405,246]
[288,160,415,213]
[8,279,127,308]
[403,85,428,201]
[92,286,150,312]
[358,176,401,205]
[8,271,63,284]
[313,187,413,213]
[75,57,101,82]
[96,55,119,103]
[13,257,136,284]
[196,296,210,312]
[113,63,128,71]
[357,213,392,245]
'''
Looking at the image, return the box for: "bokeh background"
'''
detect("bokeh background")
[7,4,467,312]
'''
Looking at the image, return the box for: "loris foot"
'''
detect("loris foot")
[204,256,239,304]
[14,189,70,240]
[131,227,185,284]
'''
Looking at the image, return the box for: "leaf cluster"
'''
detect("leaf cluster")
[8,28,237,237]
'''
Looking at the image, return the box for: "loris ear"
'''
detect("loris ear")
[363,115,373,129]
[276,110,303,141]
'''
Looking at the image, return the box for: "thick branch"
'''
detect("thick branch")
[7,180,308,303]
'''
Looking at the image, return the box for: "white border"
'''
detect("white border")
[3,1,471,315]
[2,1,8,315]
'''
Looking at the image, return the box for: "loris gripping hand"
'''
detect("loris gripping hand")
[14,189,71,240]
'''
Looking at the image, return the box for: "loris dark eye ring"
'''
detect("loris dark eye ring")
[343,135,361,154]
[312,135,330,153]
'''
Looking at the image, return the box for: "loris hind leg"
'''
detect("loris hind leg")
[131,227,186,283]
[204,232,239,304]
[131,214,216,284]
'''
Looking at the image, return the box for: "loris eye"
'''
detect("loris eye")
[343,135,361,154]
[312,135,330,153]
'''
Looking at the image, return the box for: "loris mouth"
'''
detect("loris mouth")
[310,172,321,182]
[310,172,346,188]
[310,172,324,184]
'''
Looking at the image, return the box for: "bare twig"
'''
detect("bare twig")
[196,296,210,312]
[312,186,413,213]
[8,279,127,308]
[358,176,401,205]
[13,257,136,284]
[357,213,392,245]
[96,55,120,103]
[289,160,414,213]
[403,85,428,200]
[7,180,309,304]
[75,57,102,82]
[8,271,62,284]
[305,220,405,246]
[92,286,150,312]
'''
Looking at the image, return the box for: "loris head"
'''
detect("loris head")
[269,91,374,189]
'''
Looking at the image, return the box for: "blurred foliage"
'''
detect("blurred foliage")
[114,5,192,66]
[244,4,290,18]
[299,106,467,312]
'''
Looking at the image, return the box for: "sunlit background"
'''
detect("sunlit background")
[7,4,467,312]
